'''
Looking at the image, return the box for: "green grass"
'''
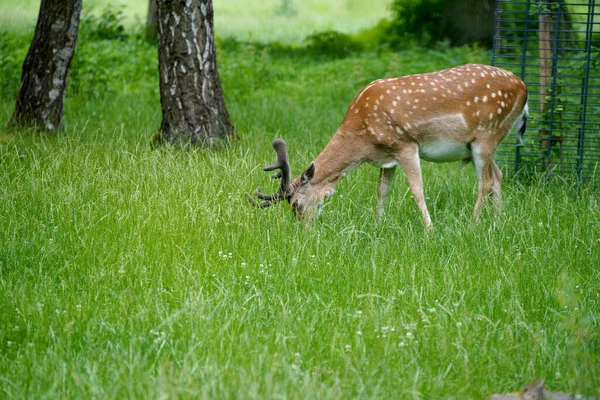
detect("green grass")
[0,0,390,43]
[1,4,600,399]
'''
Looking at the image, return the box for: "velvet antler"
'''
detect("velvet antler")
[246,139,292,207]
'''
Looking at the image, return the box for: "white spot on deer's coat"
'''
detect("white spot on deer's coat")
[483,96,488,103]
[491,93,497,98]
[392,101,397,107]
[498,108,502,114]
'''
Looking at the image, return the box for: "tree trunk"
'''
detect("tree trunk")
[155,0,235,147]
[9,0,81,132]
[442,0,495,47]
[146,0,158,42]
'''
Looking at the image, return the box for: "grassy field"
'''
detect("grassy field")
[1,1,600,399]
[0,0,390,43]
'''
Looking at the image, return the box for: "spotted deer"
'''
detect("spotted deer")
[247,64,528,228]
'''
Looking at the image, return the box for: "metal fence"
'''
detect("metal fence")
[492,0,600,186]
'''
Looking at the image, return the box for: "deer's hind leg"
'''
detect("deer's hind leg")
[377,167,396,221]
[471,142,497,222]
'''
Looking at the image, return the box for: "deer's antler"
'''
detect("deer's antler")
[246,139,292,207]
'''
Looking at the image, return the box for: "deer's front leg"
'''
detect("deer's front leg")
[491,160,503,210]
[398,144,431,229]
[377,167,396,221]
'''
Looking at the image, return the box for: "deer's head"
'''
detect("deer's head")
[246,139,329,220]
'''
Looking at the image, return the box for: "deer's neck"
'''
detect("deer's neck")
[311,132,365,186]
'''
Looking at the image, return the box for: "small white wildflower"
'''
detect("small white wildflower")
[456,322,463,328]
[344,344,352,353]
[406,332,413,339]
[398,340,407,347]
[356,330,362,336]
[14,326,19,332]
[427,307,436,313]
[7,341,13,347]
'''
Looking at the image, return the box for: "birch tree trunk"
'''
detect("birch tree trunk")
[155,0,234,147]
[9,0,81,132]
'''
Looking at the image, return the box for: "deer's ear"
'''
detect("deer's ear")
[301,162,315,185]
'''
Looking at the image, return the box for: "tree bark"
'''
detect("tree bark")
[9,0,81,132]
[155,0,235,147]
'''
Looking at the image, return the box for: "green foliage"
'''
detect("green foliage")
[303,30,363,58]
[68,37,156,100]
[0,31,26,101]
[385,0,446,48]
[79,7,128,41]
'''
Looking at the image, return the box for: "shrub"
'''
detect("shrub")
[303,30,362,59]
[385,0,445,48]
[0,32,25,101]
[79,8,128,41]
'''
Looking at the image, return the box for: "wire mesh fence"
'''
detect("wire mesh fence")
[492,0,600,186]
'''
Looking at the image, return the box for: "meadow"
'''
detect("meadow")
[1,1,599,398]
